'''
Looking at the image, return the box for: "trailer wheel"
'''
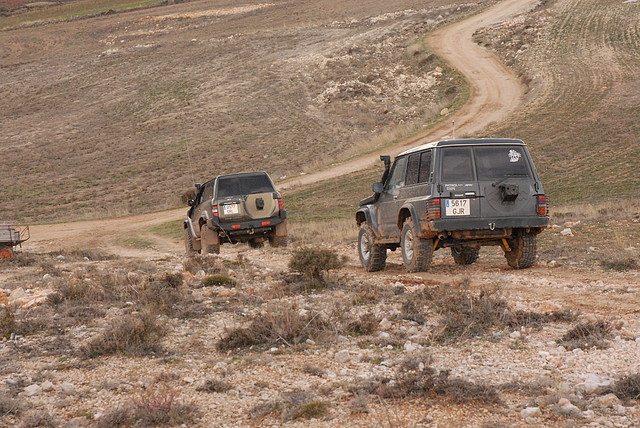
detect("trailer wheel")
[0,247,13,260]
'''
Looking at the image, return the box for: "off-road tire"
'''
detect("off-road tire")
[200,226,220,255]
[248,239,264,249]
[269,235,288,248]
[358,224,386,272]
[184,229,197,254]
[505,231,536,269]
[401,219,433,272]
[451,246,480,265]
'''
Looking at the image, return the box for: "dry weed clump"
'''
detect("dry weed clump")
[0,306,16,339]
[183,255,220,275]
[217,303,332,351]
[558,320,613,350]
[288,248,346,282]
[82,312,167,358]
[98,383,200,427]
[0,393,21,416]
[599,256,638,272]
[251,389,328,421]
[607,374,640,401]
[196,378,233,393]
[201,274,236,288]
[351,357,500,404]
[19,410,59,428]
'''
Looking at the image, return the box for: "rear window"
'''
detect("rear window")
[441,147,475,182]
[474,146,531,180]
[217,174,275,198]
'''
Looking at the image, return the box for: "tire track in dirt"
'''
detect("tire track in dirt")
[28,0,538,248]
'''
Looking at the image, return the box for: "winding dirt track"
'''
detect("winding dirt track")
[28,0,536,248]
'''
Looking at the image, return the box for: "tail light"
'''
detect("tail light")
[277,198,284,210]
[536,195,549,216]
[212,204,219,217]
[426,198,441,219]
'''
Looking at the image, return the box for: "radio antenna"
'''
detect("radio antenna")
[452,120,455,139]
[184,139,196,186]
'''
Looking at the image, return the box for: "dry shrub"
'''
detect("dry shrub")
[82,312,167,358]
[558,320,613,350]
[196,378,233,393]
[252,389,328,421]
[160,272,183,288]
[183,255,219,275]
[0,306,16,338]
[217,303,331,351]
[98,383,200,427]
[51,248,116,261]
[52,279,105,302]
[19,410,59,428]
[600,256,638,272]
[302,364,327,377]
[288,248,346,282]
[399,299,427,325]
[138,279,185,314]
[345,312,380,336]
[608,374,640,401]
[0,393,21,416]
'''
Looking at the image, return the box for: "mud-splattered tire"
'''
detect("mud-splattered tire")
[358,224,386,272]
[0,247,13,260]
[505,231,536,269]
[269,235,288,248]
[200,226,220,255]
[451,246,480,265]
[401,219,432,272]
[184,229,197,254]
[248,239,264,249]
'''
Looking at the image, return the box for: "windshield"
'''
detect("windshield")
[217,174,275,198]
[474,146,531,180]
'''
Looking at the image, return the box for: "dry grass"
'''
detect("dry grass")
[82,312,167,358]
[558,320,613,350]
[252,389,329,422]
[607,374,640,401]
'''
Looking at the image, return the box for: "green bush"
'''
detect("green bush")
[288,248,346,281]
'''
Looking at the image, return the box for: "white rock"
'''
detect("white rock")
[41,381,55,392]
[560,228,574,236]
[24,384,41,396]
[59,382,75,395]
[403,342,419,352]
[572,348,584,355]
[379,318,392,331]
[520,407,541,418]
[582,409,595,419]
[593,393,621,408]
[335,350,350,363]
[613,404,626,415]
[377,332,391,340]
[509,330,522,339]
[582,374,611,394]
[559,402,582,418]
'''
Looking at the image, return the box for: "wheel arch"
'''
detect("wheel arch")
[397,205,418,230]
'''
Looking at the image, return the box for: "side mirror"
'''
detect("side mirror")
[188,199,195,207]
[372,182,384,194]
[194,183,202,191]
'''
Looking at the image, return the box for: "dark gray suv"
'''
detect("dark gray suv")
[184,172,287,254]
[356,139,549,272]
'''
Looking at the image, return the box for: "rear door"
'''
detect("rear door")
[216,174,278,223]
[438,146,481,219]
[473,145,537,218]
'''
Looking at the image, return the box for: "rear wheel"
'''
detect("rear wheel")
[401,219,433,272]
[358,224,386,272]
[200,226,220,255]
[505,231,536,269]
[451,246,480,265]
[184,229,197,254]
[0,247,13,260]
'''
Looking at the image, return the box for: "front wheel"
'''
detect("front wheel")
[358,224,386,272]
[184,228,198,254]
[505,231,537,269]
[401,219,433,272]
[451,246,480,265]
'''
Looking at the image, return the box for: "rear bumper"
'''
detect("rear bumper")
[423,216,549,235]
[209,214,285,236]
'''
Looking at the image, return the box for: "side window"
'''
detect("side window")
[386,157,407,188]
[405,154,420,186]
[202,182,214,202]
[418,150,432,183]
[441,147,475,182]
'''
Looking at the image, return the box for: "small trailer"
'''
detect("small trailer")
[0,224,30,260]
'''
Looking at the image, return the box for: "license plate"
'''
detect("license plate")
[445,199,470,216]
[222,203,239,215]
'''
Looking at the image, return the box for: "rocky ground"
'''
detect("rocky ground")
[1,217,639,427]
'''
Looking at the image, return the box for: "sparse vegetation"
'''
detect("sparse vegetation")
[288,248,346,282]
[607,374,640,401]
[196,378,233,393]
[82,312,167,358]
[201,274,236,288]
[558,320,613,350]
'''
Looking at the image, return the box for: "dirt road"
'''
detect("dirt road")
[26,0,535,248]
[278,0,535,190]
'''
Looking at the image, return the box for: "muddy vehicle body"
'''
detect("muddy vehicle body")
[0,224,30,260]
[184,172,287,254]
[356,139,549,272]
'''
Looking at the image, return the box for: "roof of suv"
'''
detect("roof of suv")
[398,138,526,157]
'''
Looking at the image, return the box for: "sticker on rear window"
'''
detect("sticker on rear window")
[508,149,521,163]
